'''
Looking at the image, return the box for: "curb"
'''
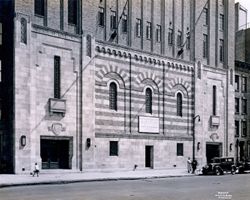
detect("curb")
[0,174,194,188]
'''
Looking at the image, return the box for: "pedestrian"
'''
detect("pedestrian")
[187,157,192,173]
[33,163,40,177]
[192,160,198,174]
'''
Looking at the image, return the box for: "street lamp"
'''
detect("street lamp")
[193,115,200,162]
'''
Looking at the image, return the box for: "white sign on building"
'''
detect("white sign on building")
[138,116,160,133]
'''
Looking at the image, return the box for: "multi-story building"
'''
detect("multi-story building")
[0,0,235,174]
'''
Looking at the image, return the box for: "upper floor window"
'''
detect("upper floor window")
[235,120,239,137]
[212,86,217,115]
[177,31,182,47]
[156,24,161,42]
[0,23,2,45]
[204,8,208,26]
[136,18,142,37]
[109,82,117,111]
[235,98,240,113]
[177,93,183,117]
[146,22,152,40]
[68,0,77,25]
[110,11,117,30]
[242,121,247,137]
[203,34,208,58]
[21,18,27,44]
[219,14,224,31]
[54,56,61,99]
[235,75,239,91]
[145,88,152,114]
[121,15,128,33]
[35,0,45,16]
[98,7,105,27]
[242,76,247,92]
[186,35,190,50]
[86,35,92,57]
[168,28,173,45]
[242,98,247,114]
[219,39,224,63]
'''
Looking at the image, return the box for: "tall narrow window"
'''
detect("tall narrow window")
[109,82,117,110]
[0,99,2,121]
[219,14,224,31]
[146,22,152,40]
[204,8,208,26]
[98,7,105,27]
[0,60,2,82]
[86,35,92,57]
[68,0,77,25]
[203,34,208,58]
[168,28,173,45]
[110,11,117,30]
[212,86,217,115]
[219,39,224,62]
[136,19,142,37]
[235,120,239,137]
[35,0,45,16]
[242,121,247,137]
[156,25,161,42]
[0,23,2,45]
[242,98,247,114]
[230,69,233,85]
[54,56,61,99]
[177,31,182,47]
[235,98,240,113]
[177,93,183,117]
[235,75,239,91]
[21,18,27,44]
[109,141,118,156]
[121,15,128,33]
[145,88,152,114]
[177,143,184,156]
[242,76,247,92]
[60,0,64,30]
[186,35,190,50]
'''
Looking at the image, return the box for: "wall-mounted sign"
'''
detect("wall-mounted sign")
[139,116,159,133]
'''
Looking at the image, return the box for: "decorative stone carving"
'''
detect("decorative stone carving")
[210,133,219,142]
[48,123,66,135]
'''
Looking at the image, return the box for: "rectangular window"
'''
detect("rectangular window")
[35,0,45,16]
[219,14,224,31]
[68,0,77,25]
[156,24,161,42]
[242,98,247,114]
[186,36,190,50]
[242,121,247,137]
[235,98,240,113]
[109,141,118,156]
[235,120,239,137]
[110,11,117,30]
[0,23,2,45]
[121,15,128,33]
[177,143,184,156]
[235,75,239,91]
[242,76,247,92]
[146,22,152,40]
[219,39,224,63]
[98,7,105,27]
[136,18,142,37]
[203,34,208,58]
[204,8,208,26]
[212,86,217,115]
[54,56,61,99]
[177,31,182,47]
[168,28,173,45]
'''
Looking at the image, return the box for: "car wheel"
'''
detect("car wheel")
[215,169,221,175]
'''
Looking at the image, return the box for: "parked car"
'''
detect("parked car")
[237,159,250,173]
[202,157,236,175]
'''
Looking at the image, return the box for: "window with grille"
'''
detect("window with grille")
[219,39,224,62]
[177,93,183,117]
[110,141,118,156]
[135,18,142,37]
[146,22,152,40]
[242,121,247,137]
[235,75,239,91]
[98,7,105,27]
[122,15,128,33]
[235,98,239,113]
[54,56,61,99]
[212,86,217,116]
[242,77,247,92]
[109,82,117,110]
[177,143,183,156]
[35,0,45,16]
[21,18,27,44]
[204,8,208,26]
[219,14,224,31]
[242,98,247,114]
[156,25,161,42]
[68,0,77,25]
[203,34,208,58]
[235,120,239,137]
[145,88,152,114]
[110,11,117,30]
[168,28,173,45]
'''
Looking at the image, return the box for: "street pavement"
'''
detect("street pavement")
[0,168,194,188]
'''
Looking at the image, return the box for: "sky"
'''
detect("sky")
[236,0,250,23]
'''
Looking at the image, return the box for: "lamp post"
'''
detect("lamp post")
[193,115,200,162]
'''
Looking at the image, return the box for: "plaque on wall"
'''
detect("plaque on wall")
[138,116,160,134]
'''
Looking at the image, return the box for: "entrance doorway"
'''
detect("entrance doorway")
[206,143,222,163]
[145,146,154,168]
[40,137,72,169]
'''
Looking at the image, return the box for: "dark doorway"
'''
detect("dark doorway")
[206,143,222,163]
[145,146,153,168]
[41,138,70,169]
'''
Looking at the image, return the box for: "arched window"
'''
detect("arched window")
[86,35,92,57]
[21,18,27,44]
[109,82,117,110]
[177,93,183,117]
[145,88,152,114]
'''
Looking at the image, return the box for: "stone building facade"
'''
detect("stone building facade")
[0,0,235,174]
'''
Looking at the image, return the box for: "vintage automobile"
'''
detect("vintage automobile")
[237,159,250,173]
[202,157,237,175]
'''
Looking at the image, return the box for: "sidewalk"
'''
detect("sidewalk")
[0,168,194,188]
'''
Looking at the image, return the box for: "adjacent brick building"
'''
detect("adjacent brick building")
[0,0,235,174]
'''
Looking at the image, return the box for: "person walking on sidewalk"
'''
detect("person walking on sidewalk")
[187,157,192,173]
[33,163,40,177]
